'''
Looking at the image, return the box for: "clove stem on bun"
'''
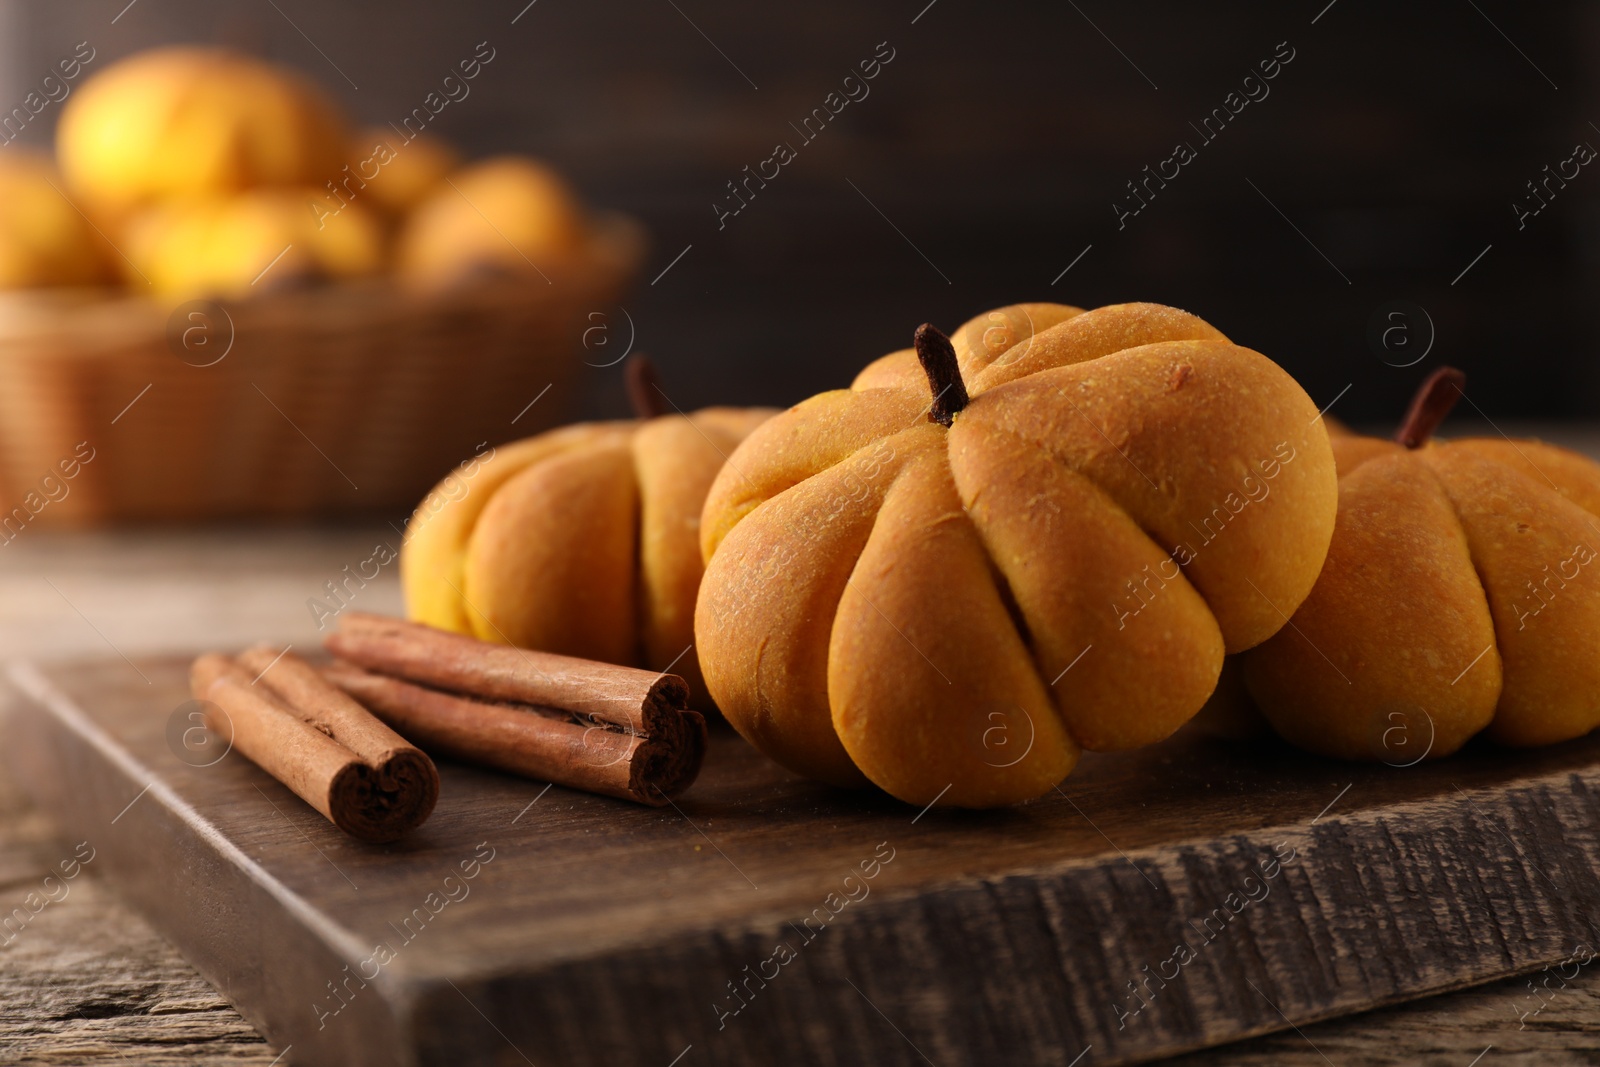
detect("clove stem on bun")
[625,354,669,420]
[1395,366,1466,449]
[913,323,969,428]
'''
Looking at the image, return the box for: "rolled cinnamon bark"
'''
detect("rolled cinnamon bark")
[191,650,438,842]
[326,612,690,737]
[323,613,706,805]
[322,661,706,805]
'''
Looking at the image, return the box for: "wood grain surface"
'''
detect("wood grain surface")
[11,650,1600,1065]
[4,527,1600,1065]
[0,808,270,1065]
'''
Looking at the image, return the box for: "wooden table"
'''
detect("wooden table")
[2,522,1599,1065]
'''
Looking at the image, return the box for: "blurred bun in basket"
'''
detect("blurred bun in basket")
[352,129,460,216]
[0,152,110,288]
[123,190,386,298]
[0,44,642,525]
[57,46,348,222]
[397,156,590,289]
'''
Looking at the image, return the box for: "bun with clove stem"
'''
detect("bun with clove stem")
[696,301,1338,807]
[402,356,774,707]
[1243,367,1600,758]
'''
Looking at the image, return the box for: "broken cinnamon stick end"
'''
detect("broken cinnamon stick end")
[328,748,440,843]
[629,709,709,806]
[640,672,693,729]
[1395,366,1466,449]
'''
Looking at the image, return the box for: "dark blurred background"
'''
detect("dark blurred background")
[9,0,1596,426]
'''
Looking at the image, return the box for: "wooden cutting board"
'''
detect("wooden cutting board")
[6,655,1600,1067]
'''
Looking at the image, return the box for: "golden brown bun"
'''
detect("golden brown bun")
[396,155,588,287]
[57,47,348,220]
[122,188,384,297]
[697,301,1339,806]
[351,129,459,215]
[402,408,774,707]
[1242,432,1600,758]
[0,152,110,288]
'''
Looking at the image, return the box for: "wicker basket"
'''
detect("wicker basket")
[0,216,643,525]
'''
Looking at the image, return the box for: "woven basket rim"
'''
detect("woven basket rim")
[0,212,647,355]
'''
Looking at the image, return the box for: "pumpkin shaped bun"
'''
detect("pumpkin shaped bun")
[696,302,1339,807]
[1242,368,1600,760]
[0,152,110,288]
[57,47,348,221]
[403,358,774,707]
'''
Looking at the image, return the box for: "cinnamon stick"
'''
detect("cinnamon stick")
[326,612,689,737]
[190,649,439,842]
[324,613,706,805]
[322,661,705,805]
